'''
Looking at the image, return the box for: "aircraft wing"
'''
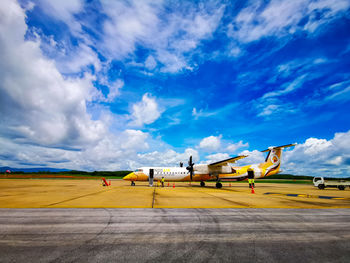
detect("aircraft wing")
[208,155,248,168]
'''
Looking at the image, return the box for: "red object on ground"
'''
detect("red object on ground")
[102,178,110,186]
[251,186,255,194]
[167,182,169,187]
[173,183,175,188]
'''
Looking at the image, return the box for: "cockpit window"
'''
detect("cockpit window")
[135,169,143,173]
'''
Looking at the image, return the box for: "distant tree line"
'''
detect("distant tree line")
[6,170,132,178]
[260,174,350,180]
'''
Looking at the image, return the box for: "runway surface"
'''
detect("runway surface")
[0,208,349,262]
[1,179,350,208]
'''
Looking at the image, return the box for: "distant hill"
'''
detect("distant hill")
[0,166,70,173]
[261,174,313,180]
[0,167,131,178]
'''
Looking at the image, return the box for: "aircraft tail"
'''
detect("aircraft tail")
[261,143,296,176]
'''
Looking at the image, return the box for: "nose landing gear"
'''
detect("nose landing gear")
[200,181,205,187]
[131,181,135,186]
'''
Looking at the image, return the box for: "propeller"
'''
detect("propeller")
[186,156,194,181]
[179,162,183,167]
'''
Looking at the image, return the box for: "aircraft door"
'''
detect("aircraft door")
[247,169,254,179]
[149,169,154,187]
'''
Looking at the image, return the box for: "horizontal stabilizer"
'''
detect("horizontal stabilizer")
[261,143,297,152]
[209,155,248,167]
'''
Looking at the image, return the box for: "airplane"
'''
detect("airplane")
[123,143,296,188]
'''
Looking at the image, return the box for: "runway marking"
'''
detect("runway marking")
[264,192,348,200]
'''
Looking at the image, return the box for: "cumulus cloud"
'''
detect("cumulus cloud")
[129,93,162,127]
[204,153,230,164]
[0,129,150,171]
[0,0,105,149]
[199,135,222,151]
[226,140,249,152]
[236,150,266,166]
[199,131,350,178]
[137,148,199,167]
[283,130,350,177]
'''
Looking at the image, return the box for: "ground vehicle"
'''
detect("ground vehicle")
[313,177,350,190]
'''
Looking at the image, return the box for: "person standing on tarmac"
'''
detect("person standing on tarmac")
[247,168,254,188]
[161,177,165,187]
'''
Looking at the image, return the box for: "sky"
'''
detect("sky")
[0,0,350,177]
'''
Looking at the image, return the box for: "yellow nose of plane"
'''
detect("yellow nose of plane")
[123,172,136,181]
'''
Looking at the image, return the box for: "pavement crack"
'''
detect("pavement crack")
[190,186,252,207]
[45,189,111,207]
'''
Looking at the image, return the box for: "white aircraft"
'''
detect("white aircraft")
[123,144,296,188]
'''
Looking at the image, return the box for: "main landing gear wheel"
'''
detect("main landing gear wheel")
[216,182,222,189]
[131,181,135,186]
[338,185,345,190]
[200,181,205,187]
[318,184,325,189]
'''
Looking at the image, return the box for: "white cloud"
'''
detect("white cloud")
[229,0,350,43]
[121,130,149,151]
[237,150,265,166]
[204,153,230,164]
[29,1,102,76]
[0,0,105,149]
[55,43,101,74]
[37,0,84,36]
[257,104,280,117]
[136,148,199,167]
[100,0,224,73]
[325,85,350,102]
[226,140,249,152]
[283,130,350,177]
[199,135,222,151]
[274,58,328,79]
[144,55,157,70]
[0,128,151,171]
[254,73,311,118]
[192,103,239,120]
[262,74,307,99]
[129,93,162,127]
[103,79,124,102]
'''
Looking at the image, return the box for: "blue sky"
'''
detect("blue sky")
[0,0,350,176]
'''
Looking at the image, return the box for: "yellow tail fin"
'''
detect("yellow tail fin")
[261,143,296,176]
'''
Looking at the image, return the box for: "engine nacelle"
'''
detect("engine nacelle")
[193,164,209,174]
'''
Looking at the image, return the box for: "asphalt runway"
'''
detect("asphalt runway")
[0,208,349,263]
